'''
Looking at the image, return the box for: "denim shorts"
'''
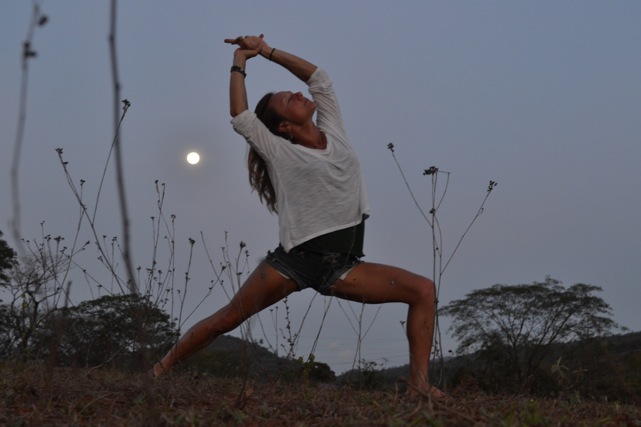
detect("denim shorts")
[265,245,362,295]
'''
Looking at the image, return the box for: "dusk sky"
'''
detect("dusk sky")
[2,1,640,373]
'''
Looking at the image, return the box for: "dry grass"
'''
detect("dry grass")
[1,362,639,426]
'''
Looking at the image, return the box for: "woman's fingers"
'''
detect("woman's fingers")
[224,34,265,48]
[224,36,244,45]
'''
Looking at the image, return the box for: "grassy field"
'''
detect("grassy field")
[1,363,639,426]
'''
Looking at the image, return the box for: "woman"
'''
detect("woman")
[153,34,443,399]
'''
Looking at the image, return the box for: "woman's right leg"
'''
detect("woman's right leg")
[153,261,299,376]
[330,262,443,398]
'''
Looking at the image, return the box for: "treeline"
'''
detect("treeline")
[1,287,638,402]
[1,293,178,370]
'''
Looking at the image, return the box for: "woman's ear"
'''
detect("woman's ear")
[277,122,293,140]
[277,121,289,134]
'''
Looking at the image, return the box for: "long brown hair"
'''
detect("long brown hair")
[248,92,287,213]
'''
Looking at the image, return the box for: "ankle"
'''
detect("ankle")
[152,361,167,378]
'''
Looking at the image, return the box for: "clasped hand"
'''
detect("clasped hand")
[224,34,266,58]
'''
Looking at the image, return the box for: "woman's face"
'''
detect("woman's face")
[269,91,316,126]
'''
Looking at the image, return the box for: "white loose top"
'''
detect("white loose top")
[231,67,370,252]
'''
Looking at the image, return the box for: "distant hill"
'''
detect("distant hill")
[336,331,641,397]
[180,335,335,383]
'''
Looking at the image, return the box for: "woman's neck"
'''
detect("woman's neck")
[292,124,326,150]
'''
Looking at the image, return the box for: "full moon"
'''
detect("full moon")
[186,152,200,165]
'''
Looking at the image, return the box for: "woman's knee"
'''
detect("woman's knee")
[412,276,436,304]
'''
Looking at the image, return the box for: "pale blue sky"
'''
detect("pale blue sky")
[2,1,640,373]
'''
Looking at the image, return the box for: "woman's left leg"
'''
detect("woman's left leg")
[329,262,442,397]
[152,261,298,377]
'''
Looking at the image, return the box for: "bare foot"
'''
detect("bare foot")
[151,362,166,378]
[407,384,446,401]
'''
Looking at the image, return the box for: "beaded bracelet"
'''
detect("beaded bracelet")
[230,65,246,78]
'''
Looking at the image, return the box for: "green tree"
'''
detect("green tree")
[0,304,15,357]
[39,294,178,369]
[0,252,65,359]
[0,231,18,356]
[440,277,621,390]
[0,230,17,285]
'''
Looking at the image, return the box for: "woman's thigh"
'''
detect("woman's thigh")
[329,262,434,305]
[226,261,300,320]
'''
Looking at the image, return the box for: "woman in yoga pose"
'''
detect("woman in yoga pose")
[153,34,443,399]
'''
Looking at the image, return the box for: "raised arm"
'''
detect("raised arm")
[228,48,253,117]
[226,35,262,117]
[260,43,317,83]
[225,34,317,117]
